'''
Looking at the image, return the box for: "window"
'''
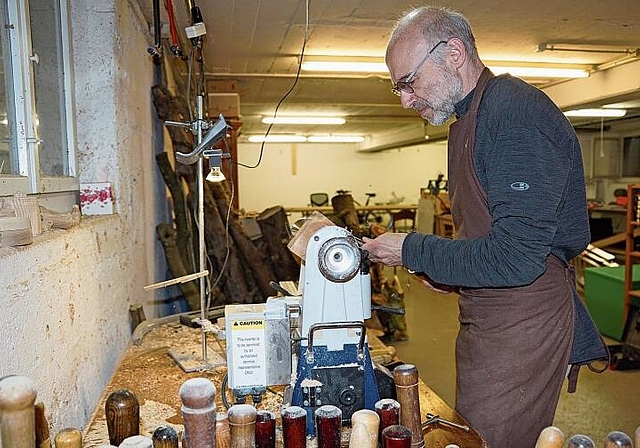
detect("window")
[0,0,76,195]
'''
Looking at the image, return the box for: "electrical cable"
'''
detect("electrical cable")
[235,0,311,169]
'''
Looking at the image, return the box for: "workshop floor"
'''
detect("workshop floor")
[387,269,640,444]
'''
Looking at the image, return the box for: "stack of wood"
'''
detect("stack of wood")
[152,85,299,311]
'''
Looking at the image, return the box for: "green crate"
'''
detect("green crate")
[584,265,640,341]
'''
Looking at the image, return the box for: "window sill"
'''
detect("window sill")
[0,213,120,260]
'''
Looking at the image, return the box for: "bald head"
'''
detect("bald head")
[386,6,479,65]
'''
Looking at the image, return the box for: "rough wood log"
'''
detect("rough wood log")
[331,193,362,236]
[156,223,201,310]
[202,183,259,305]
[210,184,276,299]
[156,152,193,272]
[256,206,300,281]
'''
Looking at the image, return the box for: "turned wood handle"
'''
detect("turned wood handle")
[35,402,51,448]
[381,425,412,448]
[53,428,82,448]
[179,378,217,448]
[0,375,38,448]
[567,434,596,448]
[120,435,154,447]
[215,412,231,448]
[393,365,424,448]
[314,405,342,448]
[634,426,640,448]
[281,406,306,448]
[349,409,379,448]
[106,389,140,446]
[228,404,257,448]
[603,430,633,448]
[535,426,565,448]
[375,398,400,441]
[255,410,276,448]
[152,425,179,448]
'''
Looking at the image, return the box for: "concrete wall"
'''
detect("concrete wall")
[0,0,166,432]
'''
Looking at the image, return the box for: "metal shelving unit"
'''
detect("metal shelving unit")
[624,184,640,319]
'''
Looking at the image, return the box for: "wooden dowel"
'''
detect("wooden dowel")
[281,406,307,448]
[179,378,217,448]
[393,364,424,448]
[348,409,379,448]
[106,389,140,446]
[314,405,342,448]
[228,404,257,448]
[634,426,640,448]
[151,425,179,448]
[567,434,595,448]
[35,402,51,448]
[534,426,564,448]
[381,425,412,448]
[53,428,82,448]
[604,431,632,448]
[215,412,231,448]
[255,410,276,448]
[119,435,153,448]
[0,375,38,448]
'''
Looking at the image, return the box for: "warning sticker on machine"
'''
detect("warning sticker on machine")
[229,319,266,389]
[231,319,265,330]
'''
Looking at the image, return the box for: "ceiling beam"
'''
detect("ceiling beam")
[542,58,640,110]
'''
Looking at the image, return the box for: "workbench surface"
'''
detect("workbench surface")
[83,319,486,447]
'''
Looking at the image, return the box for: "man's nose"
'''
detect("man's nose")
[400,91,416,109]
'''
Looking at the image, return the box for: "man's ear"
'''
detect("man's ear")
[446,38,467,69]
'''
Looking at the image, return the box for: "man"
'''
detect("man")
[361,6,607,448]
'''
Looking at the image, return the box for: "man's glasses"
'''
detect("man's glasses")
[391,40,448,96]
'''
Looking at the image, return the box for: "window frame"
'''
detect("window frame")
[0,0,77,196]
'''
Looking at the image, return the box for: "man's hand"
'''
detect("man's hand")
[361,233,407,266]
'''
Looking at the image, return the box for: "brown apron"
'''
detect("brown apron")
[448,68,574,448]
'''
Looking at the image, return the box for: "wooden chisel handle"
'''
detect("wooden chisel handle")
[53,428,82,448]
[106,389,140,446]
[534,426,564,448]
[393,364,424,448]
[0,375,38,448]
[179,378,217,448]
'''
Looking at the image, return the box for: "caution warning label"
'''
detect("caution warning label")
[229,318,266,389]
[231,319,265,330]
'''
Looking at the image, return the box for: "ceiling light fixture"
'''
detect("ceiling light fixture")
[537,43,639,56]
[247,135,308,143]
[564,108,627,118]
[487,66,589,78]
[262,116,346,125]
[301,56,389,73]
[307,135,365,143]
[301,56,590,79]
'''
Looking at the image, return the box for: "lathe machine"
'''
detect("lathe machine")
[224,225,396,435]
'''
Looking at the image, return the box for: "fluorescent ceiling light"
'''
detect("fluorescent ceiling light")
[301,56,589,79]
[487,66,589,78]
[302,56,389,73]
[564,108,627,118]
[307,135,365,143]
[248,135,307,143]
[262,116,346,125]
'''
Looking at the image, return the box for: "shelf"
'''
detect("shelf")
[624,184,640,333]
[630,290,640,300]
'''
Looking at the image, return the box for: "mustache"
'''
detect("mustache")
[411,99,430,110]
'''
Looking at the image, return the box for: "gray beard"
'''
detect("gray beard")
[414,67,463,126]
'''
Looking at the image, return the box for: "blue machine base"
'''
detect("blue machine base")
[291,343,380,436]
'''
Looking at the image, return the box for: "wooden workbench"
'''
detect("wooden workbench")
[285,204,418,214]
[83,319,486,447]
